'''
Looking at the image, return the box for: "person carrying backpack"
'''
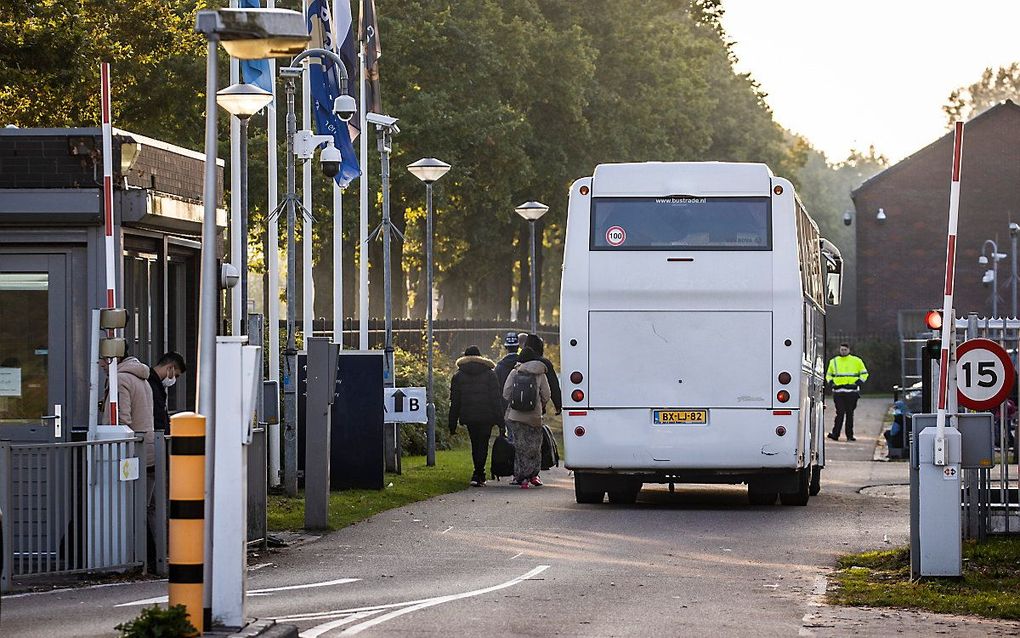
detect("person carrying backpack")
[449,346,504,487]
[523,334,562,415]
[502,346,551,488]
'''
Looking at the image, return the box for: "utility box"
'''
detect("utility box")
[910,413,994,469]
[910,425,963,578]
[331,352,385,490]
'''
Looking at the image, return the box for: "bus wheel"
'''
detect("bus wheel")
[574,473,606,504]
[780,469,810,506]
[809,466,822,496]
[747,484,778,506]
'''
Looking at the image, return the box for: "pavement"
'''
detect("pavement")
[3,396,1019,637]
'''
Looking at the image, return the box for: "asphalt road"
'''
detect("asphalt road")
[4,398,1018,637]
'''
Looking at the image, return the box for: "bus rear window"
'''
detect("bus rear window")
[590,196,772,251]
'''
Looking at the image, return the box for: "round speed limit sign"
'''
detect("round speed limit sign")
[955,338,1015,410]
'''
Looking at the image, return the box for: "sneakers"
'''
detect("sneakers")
[847,436,857,441]
[529,476,543,487]
[519,480,531,489]
[470,476,486,487]
[826,433,839,441]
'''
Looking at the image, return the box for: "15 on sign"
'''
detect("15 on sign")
[955,338,1015,411]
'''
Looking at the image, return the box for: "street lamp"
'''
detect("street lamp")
[515,201,549,334]
[217,83,273,336]
[979,239,1007,317]
[408,157,451,468]
[195,7,306,631]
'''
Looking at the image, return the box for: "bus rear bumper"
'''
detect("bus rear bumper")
[563,407,802,473]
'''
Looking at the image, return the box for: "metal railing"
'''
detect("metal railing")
[0,436,146,591]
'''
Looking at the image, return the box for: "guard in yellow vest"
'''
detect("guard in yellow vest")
[826,343,869,441]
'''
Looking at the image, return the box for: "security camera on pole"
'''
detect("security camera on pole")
[274,48,354,496]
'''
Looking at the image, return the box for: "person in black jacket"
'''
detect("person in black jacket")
[147,352,187,435]
[494,332,520,413]
[449,346,504,486]
[523,334,562,415]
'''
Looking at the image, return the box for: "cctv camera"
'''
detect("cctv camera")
[320,140,342,178]
[220,262,240,290]
[333,95,357,123]
[1011,222,1020,236]
[366,112,398,128]
[842,211,852,226]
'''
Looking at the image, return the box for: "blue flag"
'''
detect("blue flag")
[239,0,273,93]
[307,0,361,188]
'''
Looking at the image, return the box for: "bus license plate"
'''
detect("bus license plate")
[652,409,708,425]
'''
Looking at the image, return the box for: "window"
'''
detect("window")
[591,197,772,251]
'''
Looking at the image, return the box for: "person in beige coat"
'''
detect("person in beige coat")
[502,346,551,488]
[101,356,155,467]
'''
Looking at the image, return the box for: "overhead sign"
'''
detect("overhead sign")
[955,338,1015,411]
[383,387,427,423]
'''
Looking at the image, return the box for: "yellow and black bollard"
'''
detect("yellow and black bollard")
[168,412,206,635]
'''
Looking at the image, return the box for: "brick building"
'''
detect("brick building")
[852,101,1020,335]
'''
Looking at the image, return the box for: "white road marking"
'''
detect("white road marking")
[299,611,384,638]
[248,562,274,572]
[441,526,454,534]
[509,551,524,560]
[338,565,549,635]
[115,578,360,607]
[4,579,167,600]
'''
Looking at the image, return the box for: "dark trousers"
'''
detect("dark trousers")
[832,392,860,438]
[467,423,495,480]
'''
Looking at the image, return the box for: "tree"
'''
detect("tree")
[0,0,207,148]
[944,62,1020,125]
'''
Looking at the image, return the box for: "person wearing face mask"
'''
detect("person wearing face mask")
[147,351,187,436]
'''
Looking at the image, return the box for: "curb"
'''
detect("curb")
[212,620,298,638]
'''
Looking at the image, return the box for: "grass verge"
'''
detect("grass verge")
[268,447,475,531]
[829,537,1020,620]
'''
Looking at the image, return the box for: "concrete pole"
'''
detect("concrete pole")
[358,44,369,350]
[265,4,281,485]
[198,37,220,623]
[239,116,250,336]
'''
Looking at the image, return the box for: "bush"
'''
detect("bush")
[115,604,197,638]
[393,347,465,455]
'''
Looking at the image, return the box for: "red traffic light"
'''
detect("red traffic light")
[925,310,943,330]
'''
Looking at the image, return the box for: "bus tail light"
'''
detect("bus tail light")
[571,389,585,402]
[778,371,792,385]
[574,426,586,437]
[776,390,790,403]
[775,426,787,437]
[570,371,584,384]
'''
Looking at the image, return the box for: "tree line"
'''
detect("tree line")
[14,1,1010,324]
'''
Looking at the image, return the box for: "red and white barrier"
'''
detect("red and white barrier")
[935,121,965,464]
[101,62,119,424]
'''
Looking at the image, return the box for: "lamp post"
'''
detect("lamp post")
[216,83,273,336]
[195,6,307,630]
[980,239,1007,317]
[408,157,451,467]
[515,201,549,334]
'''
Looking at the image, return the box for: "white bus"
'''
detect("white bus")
[559,162,843,506]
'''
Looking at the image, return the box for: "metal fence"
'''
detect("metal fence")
[0,436,146,591]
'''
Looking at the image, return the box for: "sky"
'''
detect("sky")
[720,1,1020,163]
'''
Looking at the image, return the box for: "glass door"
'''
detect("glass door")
[0,254,67,442]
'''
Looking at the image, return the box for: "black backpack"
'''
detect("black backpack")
[509,370,538,411]
[490,433,515,479]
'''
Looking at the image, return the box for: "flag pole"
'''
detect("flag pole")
[333,0,343,346]
[358,40,369,350]
[229,0,242,336]
[266,0,281,488]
